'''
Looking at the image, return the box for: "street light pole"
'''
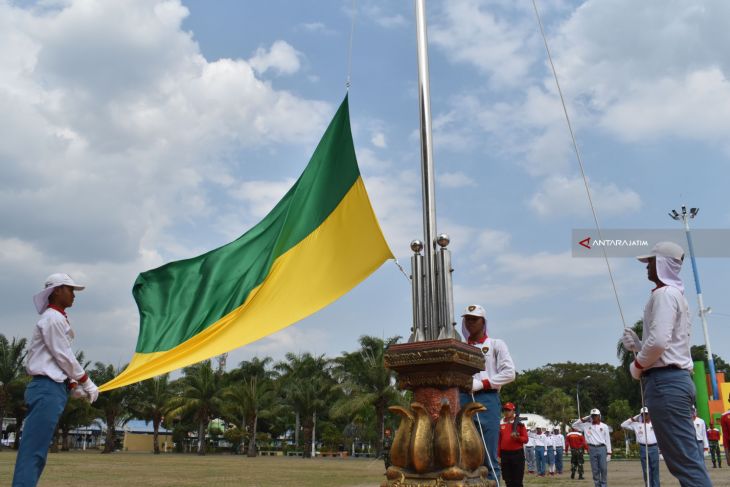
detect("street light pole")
[669,206,719,400]
[576,376,591,420]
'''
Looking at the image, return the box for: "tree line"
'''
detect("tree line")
[0,324,725,457]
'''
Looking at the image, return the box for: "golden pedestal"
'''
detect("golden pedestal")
[382,339,496,487]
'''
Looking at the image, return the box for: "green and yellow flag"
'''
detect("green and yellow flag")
[101,96,393,391]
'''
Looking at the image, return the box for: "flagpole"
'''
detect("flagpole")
[414,0,438,340]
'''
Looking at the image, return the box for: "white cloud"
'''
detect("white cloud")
[249,40,302,76]
[431,0,536,87]
[0,0,334,362]
[438,171,477,188]
[229,178,297,219]
[362,170,421,259]
[528,175,641,218]
[371,132,387,148]
[299,22,334,35]
[362,5,407,29]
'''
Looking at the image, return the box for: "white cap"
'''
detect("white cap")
[640,407,648,414]
[461,304,486,318]
[33,273,85,314]
[590,408,601,416]
[637,241,684,262]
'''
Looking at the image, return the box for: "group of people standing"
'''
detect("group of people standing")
[463,241,723,487]
[523,427,567,478]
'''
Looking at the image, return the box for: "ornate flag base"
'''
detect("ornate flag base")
[382,339,496,487]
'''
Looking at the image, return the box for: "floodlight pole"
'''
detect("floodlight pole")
[670,206,719,400]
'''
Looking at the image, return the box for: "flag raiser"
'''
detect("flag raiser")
[100,96,393,391]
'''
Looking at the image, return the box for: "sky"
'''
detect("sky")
[2,0,729,376]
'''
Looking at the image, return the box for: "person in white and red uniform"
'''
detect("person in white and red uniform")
[13,274,99,487]
[572,409,611,487]
[459,304,515,482]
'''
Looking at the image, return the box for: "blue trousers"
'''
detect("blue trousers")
[588,444,607,487]
[555,446,564,474]
[535,446,546,475]
[525,446,536,472]
[12,376,68,487]
[639,444,660,487]
[643,368,712,487]
[547,445,555,472]
[461,391,500,480]
[696,440,705,463]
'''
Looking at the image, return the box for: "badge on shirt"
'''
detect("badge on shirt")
[482,346,489,354]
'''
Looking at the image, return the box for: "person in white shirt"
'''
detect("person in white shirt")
[524,430,536,475]
[460,304,515,482]
[621,407,659,487]
[527,427,548,477]
[545,430,555,475]
[552,428,565,475]
[622,242,712,487]
[12,274,99,487]
[572,409,611,487]
[692,408,709,464]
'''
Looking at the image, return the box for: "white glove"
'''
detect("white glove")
[471,377,484,393]
[81,378,99,403]
[70,384,88,400]
[630,361,642,380]
[622,328,642,352]
[607,453,612,462]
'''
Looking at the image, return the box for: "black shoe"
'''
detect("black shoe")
[578,476,584,480]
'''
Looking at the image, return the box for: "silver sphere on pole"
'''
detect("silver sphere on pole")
[410,239,424,253]
[436,233,450,248]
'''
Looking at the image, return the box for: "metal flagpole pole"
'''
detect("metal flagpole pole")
[670,206,719,400]
[414,0,439,341]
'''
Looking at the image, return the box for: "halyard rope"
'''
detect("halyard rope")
[530,2,649,485]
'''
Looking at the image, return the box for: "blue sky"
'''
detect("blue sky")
[1,0,729,374]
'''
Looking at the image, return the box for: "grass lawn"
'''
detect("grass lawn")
[1,450,728,486]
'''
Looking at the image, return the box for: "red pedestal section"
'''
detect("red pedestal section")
[414,386,460,421]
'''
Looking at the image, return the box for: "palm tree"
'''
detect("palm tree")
[275,353,334,457]
[223,357,276,456]
[331,335,400,456]
[168,360,224,455]
[90,362,132,453]
[0,335,27,450]
[129,374,175,454]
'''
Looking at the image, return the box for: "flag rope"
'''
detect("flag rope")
[531,2,648,485]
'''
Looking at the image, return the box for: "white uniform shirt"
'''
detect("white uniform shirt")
[528,431,549,448]
[620,417,657,445]
[571,420,612,454]
[26,308,85,383]
[470,337,515,390]
[552,433,565,448]
[693,417,709,448]
[526,435,536,447]
[636,286,693,370]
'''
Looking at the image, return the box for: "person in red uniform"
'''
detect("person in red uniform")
[707,421,721,468]
[722,397,730,467]
[565,427,587,480]
[499,402,528,487]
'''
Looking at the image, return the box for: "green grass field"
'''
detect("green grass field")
[1,450,728,486]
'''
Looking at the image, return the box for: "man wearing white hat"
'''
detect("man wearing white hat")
[13,273,99,487]
[621,241,712,486]
[572,409,611,487]
[621,407,660,487]
[460,304,516,482]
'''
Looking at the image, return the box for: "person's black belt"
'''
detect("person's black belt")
[475,389,497,394]
[643,364,685,376]
[639,443,657,447]
[587,444,606,447]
